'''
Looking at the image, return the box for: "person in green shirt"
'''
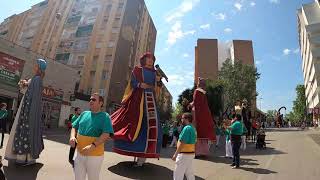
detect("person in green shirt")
[172,113,197,180]
[215,124,222,147]
[162,122,170,148]
[224,127,233,158]
[68,107,81,167]
[0,103,8,148]
[69,93,113,180]
[228,114,243,168]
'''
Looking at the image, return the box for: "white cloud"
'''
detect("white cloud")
[224,28,232,33]
[200,23,210,30]
[165,0,200,23]
[256,60,261,65]
[283,48,291,55]
[234,3,242,11]
[294,48,300,54]
[214,13,226,20]
[250,2,256,7]
[183,53,190,58]
[167,21,196,45]
[269,0,280,4]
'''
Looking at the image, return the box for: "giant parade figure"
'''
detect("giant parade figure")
[111,52,167,167]
[189,77,216,157]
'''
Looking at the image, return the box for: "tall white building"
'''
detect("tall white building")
[298,0,320,112]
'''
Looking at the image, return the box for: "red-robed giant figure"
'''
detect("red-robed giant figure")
[190,77,216,156]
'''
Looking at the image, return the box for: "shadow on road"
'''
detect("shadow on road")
[239,167,277,175]
[198,156,259,166]
[266,128,304,132]
[308,134,320,147]
[2,163,43,180]
[108,161,205,180]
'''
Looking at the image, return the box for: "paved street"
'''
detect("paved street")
[0,128,320,180]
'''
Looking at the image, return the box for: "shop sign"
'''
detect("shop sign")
[0,52,25,88]
[42,86,63,102]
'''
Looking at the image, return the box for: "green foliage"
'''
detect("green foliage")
[265,110,277,123]
[177,86,195,105]
[292,85,306,121]
[206,80,224,116]
[171,103,183,122]
[287,84,307,123]
[218,59,260,108]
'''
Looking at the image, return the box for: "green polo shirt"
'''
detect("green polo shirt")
[0,110,8,120]
[72,111,114,137]
[230,121,243,135]
[179,125,196,144]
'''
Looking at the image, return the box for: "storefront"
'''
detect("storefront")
[0,51,25,125]
[42,86,64,129]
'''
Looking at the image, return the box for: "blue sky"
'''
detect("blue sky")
[0,0,314,112]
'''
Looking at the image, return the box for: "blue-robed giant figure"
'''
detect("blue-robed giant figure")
[5,59,47,166]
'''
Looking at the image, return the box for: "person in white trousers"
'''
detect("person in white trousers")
[224,129,233,158]
[172,113,197,180]
[70,93,114,180]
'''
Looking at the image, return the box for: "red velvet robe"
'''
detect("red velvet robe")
[193,88,216,141]
[111,67,144,142]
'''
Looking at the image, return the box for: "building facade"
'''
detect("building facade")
[298,0,320,119]
[0,0,157,110]
[194,38,257,114]
[194,39,255,82]
[0,38,79,128]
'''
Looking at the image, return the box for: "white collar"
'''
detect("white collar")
[196,88,206,94]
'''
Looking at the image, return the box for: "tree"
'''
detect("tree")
[266,110,277,123]
[219,59,260,108]
[177,86,195,105]
[291,84,307,122]
[176,80,224,117]
[206,80,224,116]
[171,103,183,124]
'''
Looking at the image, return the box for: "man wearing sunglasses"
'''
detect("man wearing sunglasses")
[69,93,114,180]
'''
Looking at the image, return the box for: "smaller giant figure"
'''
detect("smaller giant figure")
[190,77,216,156]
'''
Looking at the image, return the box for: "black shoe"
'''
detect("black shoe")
[69,160,74,167]
[230,163,235,166]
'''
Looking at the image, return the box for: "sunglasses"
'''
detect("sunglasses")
[90,98,97,102]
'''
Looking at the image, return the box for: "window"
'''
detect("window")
[112,27,120,33]
[66,15,81,26]
[92,56,99,68]
[113,17,121,27]
[101,70,108,80]
[103,16,109,23]
[108,41,115,48]
[96,42,103,49]
[75,25,94,37]
[77,56,84,65]
[0,30,8,36]
[92,7,98,12]
[98,89,105,96]
[104,55,112,69]
[106,4,112,12]
[55,53,70,64]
